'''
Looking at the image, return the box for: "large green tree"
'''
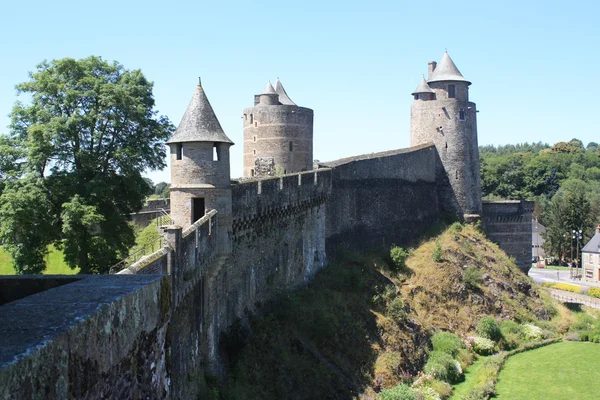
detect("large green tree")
[0,56,174,274]
[541,188,593,261]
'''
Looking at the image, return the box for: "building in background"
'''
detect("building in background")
[582,225,600,282]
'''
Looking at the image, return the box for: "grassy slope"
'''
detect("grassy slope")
[0,245,78,275]
[403,224,547,334]
[213,224,552,399]
[496,342,600,400]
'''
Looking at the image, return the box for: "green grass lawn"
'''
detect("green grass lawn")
[496,342,600,399]
[0,245,78,275]
[450,356,488,399]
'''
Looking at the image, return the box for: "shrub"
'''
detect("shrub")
[522,324,543,341]
[450,222,463,233]
[428,379,452,399]
[565,332,581,341]
[476,317,503,342]
[588,287,600,298]
[423,351,462,383]
[413,385,442,400]
[378,384,418,400]
[456,348,475,369]
[468,336,496,355]
[432,240,443,262]
[388,297,406,320]
[431,332,464,358]
[390,246,409,272]
[499,320,524,349]
[463,266,483,289]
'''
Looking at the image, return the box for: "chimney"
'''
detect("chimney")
[428,61,437,80]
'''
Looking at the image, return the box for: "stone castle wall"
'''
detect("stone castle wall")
[322,144,441,256]
[482,200,534,273]
[0,146,534,398]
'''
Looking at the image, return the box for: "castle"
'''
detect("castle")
[0,52,533,399]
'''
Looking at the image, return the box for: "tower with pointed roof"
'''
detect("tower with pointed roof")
[167,79,234,252]
[410,52,482,219]
[243,78,314,177]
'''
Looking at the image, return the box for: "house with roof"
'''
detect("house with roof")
[582,225,600,282]
[532,219,546,261]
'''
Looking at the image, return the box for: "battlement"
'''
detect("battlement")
[232,169,332,237]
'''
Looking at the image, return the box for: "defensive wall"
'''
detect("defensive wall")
[0,144,533,398]
[320,144,441,257]
[482,200,534,273]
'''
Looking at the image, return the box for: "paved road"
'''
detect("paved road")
[528,267,600,290]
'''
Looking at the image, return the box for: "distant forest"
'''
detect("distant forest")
[479,139,600,259]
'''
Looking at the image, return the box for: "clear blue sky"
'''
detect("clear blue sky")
[1,0,598,183]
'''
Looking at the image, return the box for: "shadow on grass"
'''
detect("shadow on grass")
[215,254,399,400]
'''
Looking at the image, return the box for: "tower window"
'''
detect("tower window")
[254,122,257,127]
[251,169,255,177]
[176,143,182,160]
[414,94,418,100]
[213,144,220,161]
[253,149,256,155]
[289,141,293,152]
[250,114,253,124]
[253,136,256,143]
[459,109,466,121]
[448,84,456,98]
[244,114,247,121]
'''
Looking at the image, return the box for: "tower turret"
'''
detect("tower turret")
[243,79,314,177]
[410,52,482,218]
[167,79,234,252]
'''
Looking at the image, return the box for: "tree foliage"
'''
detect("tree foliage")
[480,139,600,259]
[0,56,174,273]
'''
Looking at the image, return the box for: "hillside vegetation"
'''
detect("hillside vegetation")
[208,224,555,399]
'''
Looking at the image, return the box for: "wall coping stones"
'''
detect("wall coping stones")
[182,209,217,238]
[0,274,164,368]
[318,143,434,168]
[117,246,170,274]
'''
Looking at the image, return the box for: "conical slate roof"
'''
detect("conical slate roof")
[263,81,276,94]
[167,81,233,144]
[274,78,296,105]
[411,76,434,95]
[428,51,471,84]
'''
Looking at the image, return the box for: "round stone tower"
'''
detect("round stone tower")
[410,51,482,219]
[167,79,234,252]
[243,78,314,177]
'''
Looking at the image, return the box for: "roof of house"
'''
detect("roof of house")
[582,232,600,254]
[166,81,233,145]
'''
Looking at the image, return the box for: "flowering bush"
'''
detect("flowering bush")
[467,336,496,355]
[522,324,543,341]
[413,386,442,400]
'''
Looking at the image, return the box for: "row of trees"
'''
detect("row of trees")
[0,57,174,274]
[480,139,600,261]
